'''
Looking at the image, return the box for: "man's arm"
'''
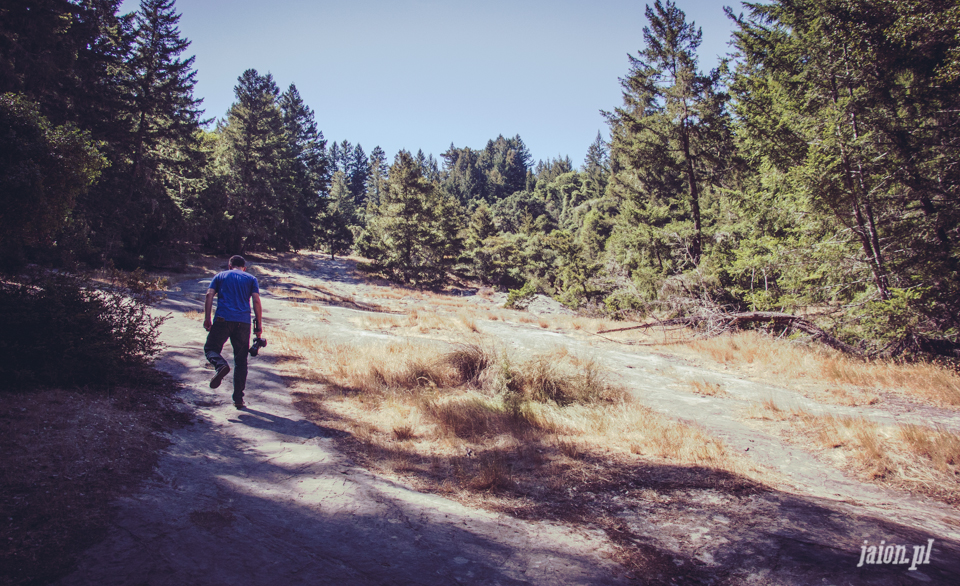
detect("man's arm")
[203,288,215,331]
[252,292,263,335]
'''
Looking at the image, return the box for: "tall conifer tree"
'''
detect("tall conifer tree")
[279,83,328,248]
[357,150,463,287]
[365,145,389,208]
[120,0,204,261]
[605,0,730,288]
[211,69,293,251]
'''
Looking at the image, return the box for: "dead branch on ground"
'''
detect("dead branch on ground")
[597,311,860,356]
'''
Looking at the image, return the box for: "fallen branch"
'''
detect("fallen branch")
[597,311,861,356]
[728,312,860,356]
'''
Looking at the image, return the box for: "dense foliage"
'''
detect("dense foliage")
[2,0,958,355]
[0,271,167,389]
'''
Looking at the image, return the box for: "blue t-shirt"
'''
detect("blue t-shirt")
[209,269,260,323]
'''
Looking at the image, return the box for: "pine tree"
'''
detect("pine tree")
[0,0,132,265]
[317,171,356,259]
[327,141,342,175]
[365,145,389,208]
[357,150,464,287]
[50,0,137,265]
[729,0,960,350]
[348,143,369,204]
[120,0,204,261]
[209,69,294,252]
[581,131,609,200]
[279,83,328,248]
[604,0,731,289]
[479,135,533,201]
[334,139,353,174]
[440,145,486,206]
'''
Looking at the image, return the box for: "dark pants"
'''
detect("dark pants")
[204,318,250,402]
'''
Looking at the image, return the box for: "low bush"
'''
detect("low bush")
[0,271,167,389]
[504,281,536,310]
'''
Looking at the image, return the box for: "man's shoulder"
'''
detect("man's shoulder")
[209,270,228,288]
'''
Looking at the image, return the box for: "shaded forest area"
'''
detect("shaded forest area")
[2,0,959,358]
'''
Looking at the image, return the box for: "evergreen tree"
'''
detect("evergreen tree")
[327,141,342,175]
[348,143,369,204]
[0,0,132,265]
[357,150,463,287]
[0,93,105,267]
[208,69,294,252]
[440,145,486,206]
[120,0,204,262]
[604,0,731,291]
[581,131,609,200]
[51,0,137,265]
[317,170,356,258]
[333,139,353,174]
[536,157,573,183]
[479,135,533,201]
[462,202,525,288]
[729,0,960,350]
[279,83,328,248]
[365,145,389,208]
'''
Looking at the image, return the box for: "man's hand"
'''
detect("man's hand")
[203,317,212,331]
[252,292,263,336]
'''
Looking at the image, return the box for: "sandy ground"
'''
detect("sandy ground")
[56,254,960,585]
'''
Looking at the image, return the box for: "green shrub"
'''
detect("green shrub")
[0,272,167,389]
[504,282,537,310]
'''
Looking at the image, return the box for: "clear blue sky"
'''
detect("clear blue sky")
[120,0,744,165]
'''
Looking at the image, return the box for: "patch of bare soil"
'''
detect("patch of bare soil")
[0,374,188,586]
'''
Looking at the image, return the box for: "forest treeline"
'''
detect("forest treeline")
[2,0,959,356]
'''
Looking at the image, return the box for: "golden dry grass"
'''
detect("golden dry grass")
[274,332,752,482]
[662,331,960,408]
[689,379,727,397]
[353,309,482,336]
[748,399,960,504]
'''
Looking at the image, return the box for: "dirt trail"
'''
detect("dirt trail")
[54,272,624,585]
[57,255,960,585]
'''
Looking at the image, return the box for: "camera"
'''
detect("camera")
[249,336,267,357]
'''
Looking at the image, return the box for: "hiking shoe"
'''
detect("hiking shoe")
[210,364,230,388]
[234,401,245,410]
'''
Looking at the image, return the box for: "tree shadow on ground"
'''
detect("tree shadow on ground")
[57,404,622,586]
[290,391,960,586]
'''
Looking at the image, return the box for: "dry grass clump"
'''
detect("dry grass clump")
[280,332,764,576]
[457,311,480,333]
[689,380,727,397]
[281,336,750,495]
[749,400,960,503]
[680,331,960,408]
[822,357,960,406]
[686,331,817,374]
[354,309,482,335]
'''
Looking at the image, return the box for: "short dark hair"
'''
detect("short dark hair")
[229,255,246,268]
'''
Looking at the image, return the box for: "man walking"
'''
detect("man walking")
[203,255,263,409]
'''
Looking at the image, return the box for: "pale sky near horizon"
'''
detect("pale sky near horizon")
[120,0,744,165]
